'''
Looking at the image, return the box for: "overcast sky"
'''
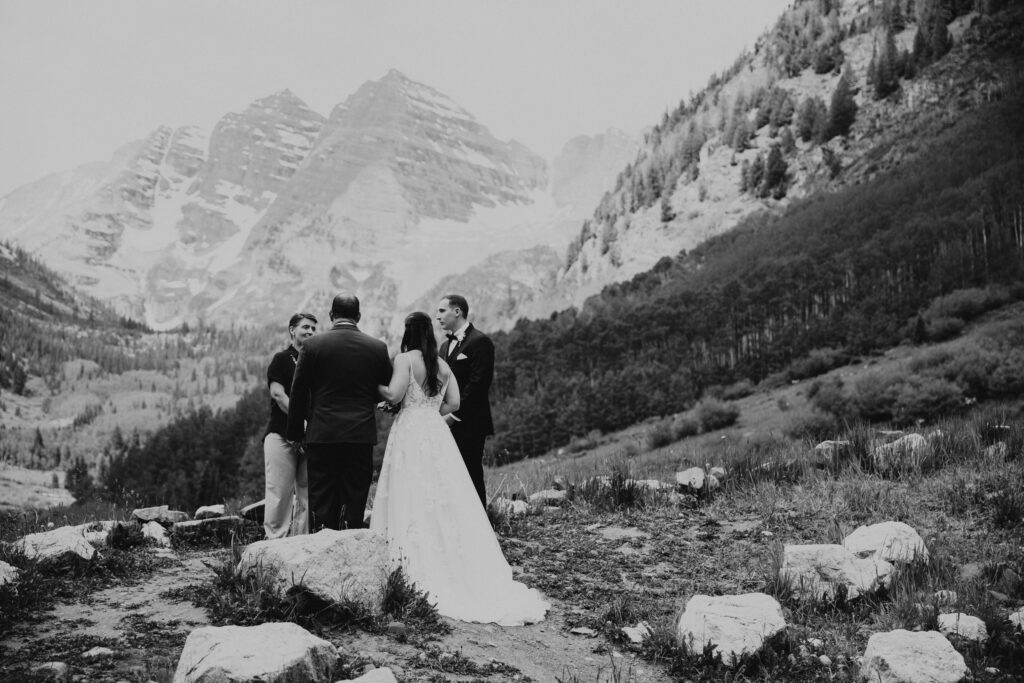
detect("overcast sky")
[0,0,790,198]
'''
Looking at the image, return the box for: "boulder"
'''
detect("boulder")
[490,498,529,517]
[781,544,893,601]
[133,505,189,525]
[709,466,728,480]
[16,527,95,564]
[813,440,851,467]
[194,504,226,520]
[843,521,929,564]
[72,520,118,545]
[938,613,988,643]
[171,516,244,545]
[173,622,336,683]
[238,529,387,613]
[528,489,568,505]
[872,433,928,472]
[676,593,786,666]
[860,629,967,683]
[352,668,399,683]
[706,474,721,491]
[1009,606,1024,632]
[0,560,19,586]
[675,467,706,491]
[142,520,171,547]
[621,621,652,645]
[240,500,265,524]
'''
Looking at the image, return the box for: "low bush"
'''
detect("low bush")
[787,347,851,381]
[646,420,675,450]
[783,410,840,442]
[721,380,755,400]
[671,416,701,440]
[696,399,740,432]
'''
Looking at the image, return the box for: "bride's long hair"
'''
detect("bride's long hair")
[400,311,442,396]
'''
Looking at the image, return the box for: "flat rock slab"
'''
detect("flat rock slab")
[133,505,189,524]
[194,504,226,520]
[171,516,244,544]
[238,529,387,613]
[860,629,967,683]
[675,467,706,490]
[676,593,786,666]
[938,612,988,643]
[844,521,929,564]
[15,526,96,564]
[173,622,337,683]
[528,489,568,505]
[782,544,893,601]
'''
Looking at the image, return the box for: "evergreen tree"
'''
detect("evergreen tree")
[872,28,901,99]
[826,70,858,139]
[761,145,788,199]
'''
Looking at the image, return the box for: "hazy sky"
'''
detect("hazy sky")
[0,0,790,197]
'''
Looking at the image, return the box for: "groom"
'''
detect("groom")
[437,294,494,507]
[288,293,392,531]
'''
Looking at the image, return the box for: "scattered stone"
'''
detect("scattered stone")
[1000,567,1021,592]
[987,589,1012,605]
[142,521,171,547]
[933,590,957,606]
[16,527,95,564]
[173,622,336,683]
[872,433,928,471]
[490,497,529,517]
[938,613,988,643]
[81,646,114,659]
[238,529,387,613]
[570,627,598,637]
[597,526,649,542]
[781,544,893,601]
[984,442,1008,459]
[807,637,824,649]
[628,478,670,491]
[676,593,787,666]
[621,621,652,645]
[813,440,851,467]
[819,654,832,667]
[171,516,244,545]
[1010,607,1024,632]
[528,489,568,505]
[706,474,721,491]
[132,505,189,525]
[957,562,985,583]
[0,560,19,586]
[240,500,265,524]
[860,629,967,683]
[843,521,929,564]
[385,621,409,638]
[352,669,399,683]
[709,466,727,480]
[985,667,1000,675]
[675,467,706,491]
[194,504,226,520]
[552,475,570,491]
[30,662,69,681]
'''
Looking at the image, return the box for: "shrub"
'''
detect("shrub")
[810,377,854,421]
[721,380,755,400]
[926,316,965,341]
[892,376,963,425]
[696,399,740,432]
[924,286,1011,323]
[852,372,904,422]
[783,410,840,442]
[671,416,700,440]
[646,420,676,450]
[787,347,850,381]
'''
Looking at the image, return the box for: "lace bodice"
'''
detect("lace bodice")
[401,374,445,411]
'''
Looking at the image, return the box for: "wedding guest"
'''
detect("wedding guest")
[263,312,317,539]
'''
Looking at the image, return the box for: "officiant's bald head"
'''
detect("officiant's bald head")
[330,294,360,322]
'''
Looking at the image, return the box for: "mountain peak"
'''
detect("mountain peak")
[246,89,317,116]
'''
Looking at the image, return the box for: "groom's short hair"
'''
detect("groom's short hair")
[443,294,469,318]
[331,294,360,320]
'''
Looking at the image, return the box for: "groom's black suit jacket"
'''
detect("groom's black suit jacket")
[440,324,494,437]
[287,322,391,444]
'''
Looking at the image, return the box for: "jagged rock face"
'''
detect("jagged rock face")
[551,129,638,211]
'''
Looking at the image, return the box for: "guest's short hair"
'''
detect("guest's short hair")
[331,294,360,320]
[288,312,317,330]
[442,294,469,318]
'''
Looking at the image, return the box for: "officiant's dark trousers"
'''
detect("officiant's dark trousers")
[305,443,373,530]
[453,431,487,507]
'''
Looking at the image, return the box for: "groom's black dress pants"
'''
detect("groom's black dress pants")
[305,442,373,531]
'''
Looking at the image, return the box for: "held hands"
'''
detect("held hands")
[376,400,401,415]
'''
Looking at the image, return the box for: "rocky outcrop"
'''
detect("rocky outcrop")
[173,622,337,683]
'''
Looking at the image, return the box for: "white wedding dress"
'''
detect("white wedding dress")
[370,375,549,625]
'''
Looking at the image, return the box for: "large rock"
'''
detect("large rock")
[1010,606,1024,632]
[173,622,336,683]
[238,529,387,613]
[490,498,529,517]
[0,560,19,586]
[133,505,189,525]
[142,521,171,547]
[781,544,893,601]
[676,593,786,666]
[937,613,988,643]
[675,467,706,491]
[843,521,929,564]
[352,669,399,683]
[528,489,568,505]
[194,504,226,520]
[71,520,119,546]
[240,500,265,524]
[813,440,851,467]
[860,629,967,683]
[872,434,928,472]
[16,527,95,564]
[172,516,244,545]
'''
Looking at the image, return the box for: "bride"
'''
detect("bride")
[372,312,549,625]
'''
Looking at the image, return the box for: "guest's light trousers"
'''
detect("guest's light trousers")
[263,433,309,539]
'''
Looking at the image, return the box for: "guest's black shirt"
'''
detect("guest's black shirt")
[265,346,298,437]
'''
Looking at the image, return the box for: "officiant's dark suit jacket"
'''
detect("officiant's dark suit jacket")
[440,324,495,438]
[287,322,391,444]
